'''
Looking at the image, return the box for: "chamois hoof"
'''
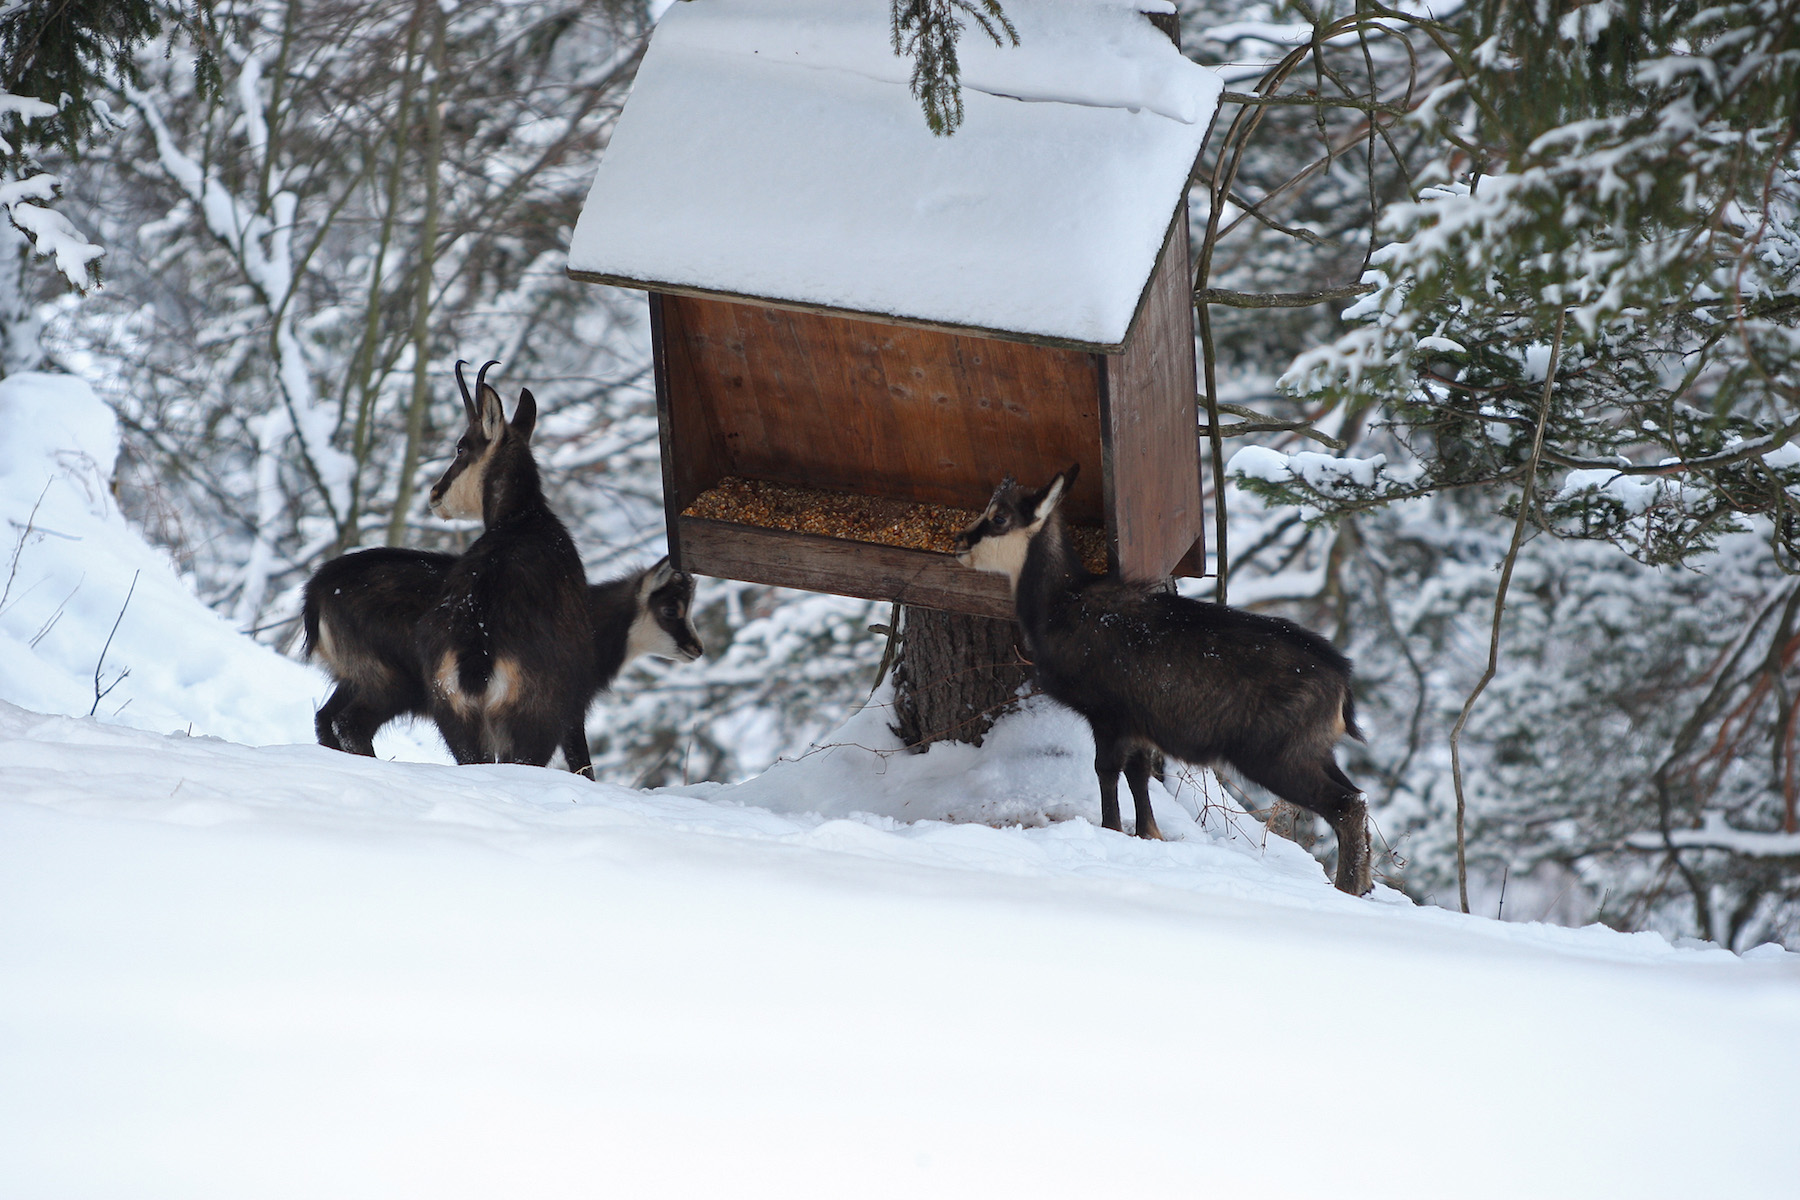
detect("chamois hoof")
[1134,819,1164,841]
[1333,842,1373,895]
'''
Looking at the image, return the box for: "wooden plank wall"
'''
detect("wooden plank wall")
[655,294,1107,523]
[1101,212,1202,582]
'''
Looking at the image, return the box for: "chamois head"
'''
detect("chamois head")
[627,557,705,664]
[953,464,1079,588]
[428,359,541,522]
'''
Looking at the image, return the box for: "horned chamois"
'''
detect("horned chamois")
[413,360,597,771]
[954,465,1371,895]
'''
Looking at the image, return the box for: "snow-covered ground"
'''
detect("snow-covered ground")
[3,372,1797,1197]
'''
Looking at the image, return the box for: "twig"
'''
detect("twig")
[1449,312,1566,914]
[2,479,53,616]
[90,571,141,717]
[1194,284,1375,309]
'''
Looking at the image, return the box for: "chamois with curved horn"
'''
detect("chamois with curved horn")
[954,465,1371,895]
[414,360,596,771]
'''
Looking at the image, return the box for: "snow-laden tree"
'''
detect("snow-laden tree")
[27,0,892,786]
[1184,0,1800,943]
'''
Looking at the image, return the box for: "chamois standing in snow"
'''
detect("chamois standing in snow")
[954,465,1371,895]
[413,360,597,771]
[302,548,702,764]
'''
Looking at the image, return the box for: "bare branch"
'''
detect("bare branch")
[1195,284,1375,309]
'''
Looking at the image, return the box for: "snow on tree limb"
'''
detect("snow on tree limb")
[1,92,104,292]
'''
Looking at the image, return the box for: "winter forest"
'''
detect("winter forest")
[3,0,1800,1190]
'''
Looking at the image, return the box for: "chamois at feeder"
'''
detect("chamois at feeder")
[954,465,1371,895]
[302,548,702,764]
[414,360,595,771]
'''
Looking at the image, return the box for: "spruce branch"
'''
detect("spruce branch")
[890,0,1017,136]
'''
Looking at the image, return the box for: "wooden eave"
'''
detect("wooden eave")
[566,203,1191,358]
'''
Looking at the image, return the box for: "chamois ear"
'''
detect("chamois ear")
[511,388,538,441]
[1030,466,1076,524]
[472,360,505,439]
[646,555,675,590]
[477,384,506,441]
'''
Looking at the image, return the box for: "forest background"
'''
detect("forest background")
[3,0,1797,948]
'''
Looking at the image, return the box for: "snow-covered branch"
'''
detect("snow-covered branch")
[1,91,103,292]
[121,69,353,624]
[1629,812,1800,860]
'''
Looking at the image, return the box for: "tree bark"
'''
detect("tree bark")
[386,0,445,547]
[889,606,1032,749]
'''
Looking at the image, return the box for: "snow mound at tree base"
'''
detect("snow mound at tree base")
[2,698,1794,1199]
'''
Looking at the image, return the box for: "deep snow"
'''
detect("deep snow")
[3,699,1797,1199]
[2,373,1797,1196]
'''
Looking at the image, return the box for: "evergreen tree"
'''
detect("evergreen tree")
[1182,0,1800,942]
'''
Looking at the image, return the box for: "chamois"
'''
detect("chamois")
[414,360,595,771]
[954,465,1371,895]
[302,548,702,764]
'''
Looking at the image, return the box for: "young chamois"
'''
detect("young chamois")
[954,465,1371,895]
[414,360,595,771]
[302,548,702,763]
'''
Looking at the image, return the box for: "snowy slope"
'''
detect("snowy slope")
[2,698,1796,1200]
[0,370,445,760]
[3,373,1796,1197]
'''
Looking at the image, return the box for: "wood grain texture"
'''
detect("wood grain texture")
[678,517,1018,620]
[658,293,1107,523]
[1101,210,1203,582]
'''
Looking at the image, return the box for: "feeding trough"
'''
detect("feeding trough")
[568,0,1222,618]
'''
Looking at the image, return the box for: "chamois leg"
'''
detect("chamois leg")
[1239,755,1372,895]
[501,716,561,769]
[1320,760,1372,896]
[1123,744,1163,841]
[561,718,595,779]
[431,708,490,765]
[331,702,385,757]
[315,686,354,752]
[1092,733,1125,832]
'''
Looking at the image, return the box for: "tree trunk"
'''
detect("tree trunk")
[386,0,446,547]
[889,606,1032,749]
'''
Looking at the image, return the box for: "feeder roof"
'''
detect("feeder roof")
[566,0,1222,352]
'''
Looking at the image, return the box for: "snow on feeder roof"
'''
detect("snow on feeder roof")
[567,0,1222,352]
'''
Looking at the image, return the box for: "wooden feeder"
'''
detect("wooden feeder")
[567,0,1222,619]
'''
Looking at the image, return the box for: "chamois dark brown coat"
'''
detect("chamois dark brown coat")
[303,546,456,756]
[955,466,1371,895]
[414,361,595,771]
[303,548,702,767]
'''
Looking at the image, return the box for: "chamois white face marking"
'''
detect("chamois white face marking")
[430,434,493,520]
[625,607,688,663]
[960,519,1036,586]
[956,474,1067,591]
[626,566,703,663]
